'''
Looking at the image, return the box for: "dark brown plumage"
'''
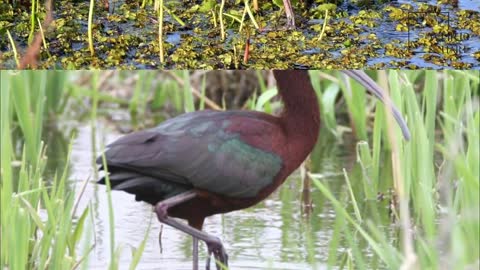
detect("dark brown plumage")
[97,70,410,270]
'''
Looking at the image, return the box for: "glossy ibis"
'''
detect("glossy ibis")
[97,70,410,270]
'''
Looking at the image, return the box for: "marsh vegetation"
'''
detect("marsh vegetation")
[1,70,479,269]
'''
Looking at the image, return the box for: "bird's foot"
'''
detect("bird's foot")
[205,238,228,270]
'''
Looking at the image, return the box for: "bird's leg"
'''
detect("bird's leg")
[283,0,295,29]
[193,237,199,270]
[155,190,197,209]
[158,217,228,270]
[154,191,228,270]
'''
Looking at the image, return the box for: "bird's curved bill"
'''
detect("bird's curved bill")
[341,70,411,141]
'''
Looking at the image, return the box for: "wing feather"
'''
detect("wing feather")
[98,110,284,199]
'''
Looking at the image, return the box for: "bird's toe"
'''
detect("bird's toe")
[206,240,228,270]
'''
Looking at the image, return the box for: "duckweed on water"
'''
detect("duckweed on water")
[1,0,479,68]
[474,51,480,61]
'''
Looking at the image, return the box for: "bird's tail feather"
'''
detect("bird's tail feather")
[97,168,190,205]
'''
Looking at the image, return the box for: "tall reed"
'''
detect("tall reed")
[311,70,479,269]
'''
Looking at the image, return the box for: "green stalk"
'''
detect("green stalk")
[158,0,164,63]
[219,0,225,41]
[28,0,36,44]
[244,0,259,29]
[6,31,20,68]
[211,10,217,27]
[37,17,52,58]
[340,71,367,140]
[199,75,207,110]
[164,6,186,26]
[386,71,418,269]
[88,0,95,56]
[239,4,248,32]
[318,10,329,42]
[90,71,99,180]
[183,71,195,112]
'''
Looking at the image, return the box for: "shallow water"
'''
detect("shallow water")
[2,0,479,69]
[398,0,480,12]
[45,118,393,270]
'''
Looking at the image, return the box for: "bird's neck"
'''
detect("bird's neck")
[273,70,320,157]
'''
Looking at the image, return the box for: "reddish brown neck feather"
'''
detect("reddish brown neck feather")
[274,70,320,165]
[251,71,320,204]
